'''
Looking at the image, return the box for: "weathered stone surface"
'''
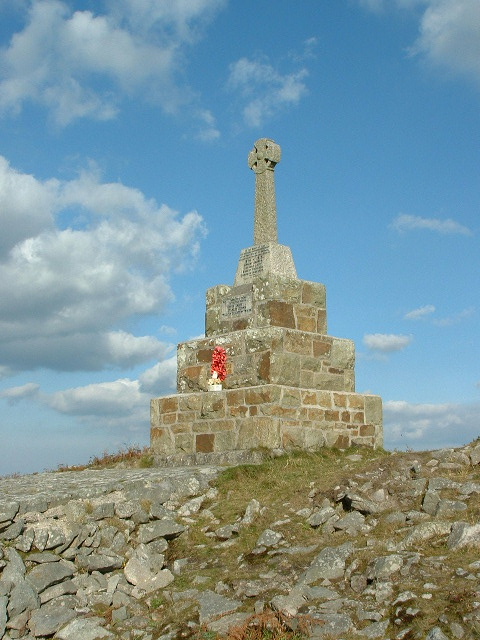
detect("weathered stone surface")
[215,524,236,540]
[124,544,174,593]
[39,580,77,605]
[2,548,26,582]
[137,519,185,543]
[356,619,390,638]
[0,518,25,540]
[435,499,468,516]
[333,510,365,534]
[27,560,75,593]
[206,611,250,634]
[0,502,20,525]
[271,584,339,618]
[0,595,8,638]
[342,492,380,515]
[448,521,480,549]
[302,542,354,584]
[310,613,353,637]
[56,617,114,639]
[28,603,76,637]
[422,490,440,515]
[371,555,403,579]
[469,444,480,466]
[240,498,261,527]
[75,551,123,573]
[256,529,283,548]
[308,506,336,527]
[425,627,450,640]
[398,521,452,550]
[28,552,61,564]
[2,442,480,638]
[7,579,40,618]
[197,590,242,624]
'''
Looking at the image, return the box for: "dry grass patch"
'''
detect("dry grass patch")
[55,445,153,471]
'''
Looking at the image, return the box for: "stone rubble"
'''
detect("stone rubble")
[1,443,480,638]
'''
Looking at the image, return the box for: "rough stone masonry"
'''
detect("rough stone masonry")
[151,138,383,462]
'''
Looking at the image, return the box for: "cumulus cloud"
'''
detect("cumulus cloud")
[359,0,480,86]
[41,354,176,423]
[363,333,413,353]
[47,378,146,416]
[404,304,436,320]
[0,156,205,373]
[227,56,309,128]
[411,0,480,84]
[139,356,177,394]
[0,157,56,258]
[0,354,177,451]
[384,399,480,450]
[0,0,226,125]
[392,214,472,235]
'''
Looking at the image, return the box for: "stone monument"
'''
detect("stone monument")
[151,138,383,461]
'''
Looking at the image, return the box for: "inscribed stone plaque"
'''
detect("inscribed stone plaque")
[241,245,270,279]
[221,293,253,318]
[234,243,298,286]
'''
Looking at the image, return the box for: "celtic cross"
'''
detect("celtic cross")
[248,138,281,245]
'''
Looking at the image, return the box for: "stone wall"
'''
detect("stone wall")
[151,385,382,459]
[205,275,327,337]
[177,329,355,394]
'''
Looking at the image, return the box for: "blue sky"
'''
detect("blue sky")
[0,0,479,475]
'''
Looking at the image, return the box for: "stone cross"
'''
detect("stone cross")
[248,138,281,245]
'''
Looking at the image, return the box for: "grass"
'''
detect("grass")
[55,445,153,471]
[220,609,314,640]
[164,447,392,629]
[13,439,480,638]
[161,445,480,639]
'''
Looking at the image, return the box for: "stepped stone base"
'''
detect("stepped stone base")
[151,385,383,461]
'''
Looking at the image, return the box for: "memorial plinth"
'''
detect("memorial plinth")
[151,138,383,462]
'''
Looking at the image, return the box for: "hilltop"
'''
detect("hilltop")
[1,442,480,639]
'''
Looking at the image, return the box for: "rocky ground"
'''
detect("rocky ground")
[2,442,480,640]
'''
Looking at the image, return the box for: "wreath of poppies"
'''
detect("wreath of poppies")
[211,346,227,382]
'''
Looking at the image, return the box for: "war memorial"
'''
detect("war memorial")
[151,138,383,462]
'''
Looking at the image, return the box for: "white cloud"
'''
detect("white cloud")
[0,0,226,125]
[195,109,220,142]
[363,333,413,353]
[404,304,436,320]
[433,307,475,327]
[359,0,426,11]
[359,0,480,86]
[384,399,480,450]
[412,0,480,84]
[358,0,385,11]
[392,213,472,235]
[47,378,146,416]
[0,156,56,258]
[0,156,205,373]
[0,382,40,404]
[139,356,177,394]
[0,355,177,448]
[227,56,309,128]
[107,0,226,43]
[41,354,176,422]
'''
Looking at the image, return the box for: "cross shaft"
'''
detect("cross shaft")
[248,138,281,245]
